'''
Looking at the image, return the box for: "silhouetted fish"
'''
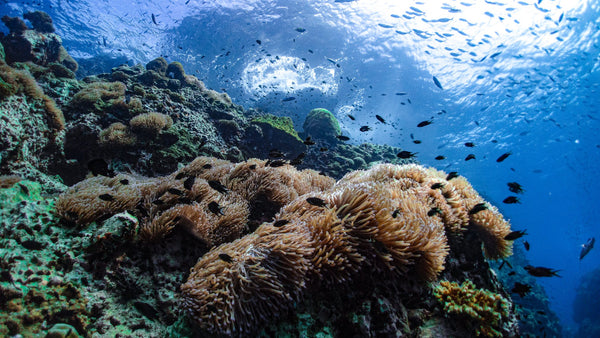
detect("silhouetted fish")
[360,126,371,132]
[446,172,459,180]
[219,253,233,263]
[432,76,443,89]
[208,180,228,194]
[396,151,417,159]
[184,176,195,190]
[376,115,386,123]
[347,114,356,120]
[282,97,296,102]
[524,265,561,277]
[99,193,114,201]
[469,203,488,215]
[465,154,476,161]
[465,142,475,147]
[503,196,521,204]
[507,182,524,194]
[497,152,512,162]
[306,197,327,207]
[580,237,595,260]
[336,135,350,141]
[435,155,446,160]
[417,120,433,127]
[88,158,114,177]
[431,183,444,189]
[505,229,527,240]
[208,201,224,216]
[524,240,530,251]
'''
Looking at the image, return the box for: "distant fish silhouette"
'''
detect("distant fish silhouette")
[432,76,443,90]
[579,237,595,260]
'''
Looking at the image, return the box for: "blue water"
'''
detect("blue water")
[2,0,599,335]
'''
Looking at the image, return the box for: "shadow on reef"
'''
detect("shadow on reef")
[0,11,562,338]
[573,267,600,337]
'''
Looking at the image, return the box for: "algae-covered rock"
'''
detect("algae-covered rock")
[166,61,186,80]
[303,108,341,143]
[46,323,81,338]
[146,57,168,75]
[248,114,306,159]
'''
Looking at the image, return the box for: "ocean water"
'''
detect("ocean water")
[1,0,599,336]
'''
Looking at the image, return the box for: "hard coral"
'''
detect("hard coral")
[129,112,173,135]
[180,163,513,335]
[433,279,510,337]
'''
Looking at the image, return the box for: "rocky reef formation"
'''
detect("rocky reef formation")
[573,267,600,337]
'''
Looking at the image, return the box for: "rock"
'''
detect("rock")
[145,57,168,75]
[23,11,55,33]
[166,61,186,80]
[302,108,341,143]
[45,323,81,338]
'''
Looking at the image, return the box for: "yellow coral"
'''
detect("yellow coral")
[433,280,510,337]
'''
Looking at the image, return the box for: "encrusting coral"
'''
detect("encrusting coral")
[179,162,513,335]
[433,279,510,337]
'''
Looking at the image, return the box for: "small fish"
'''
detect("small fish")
[218,253,233,263]
[319,147,328,152]
[464,142,475,147]
[396,151,417,159]
[175,172,186,179]
[256,39,262,45]
[465,154,476,161]
[496,152,512,162]
[88,158,114,177]
[304,136,316,145]
[505,229,527,241]
[99,193,114,201]
[428,207,442,216]
[295,27,306,32]
[469,203,488,215]
[375,115,386,123]
[579,237,595,260]
[208,201,225,216]
[417,120,433,127]
[184,176,195,190]
[306,197,327,207]
[207,180,228,194]
[269,149,285,158]
[435,155,446,160]
[273,219,290,227]
[446,172,459,180]
[392,210,400,218]
[267,159,287,167]
[202,164,213,169]
[360,125,371,132]
[168,188,183,196]
[431,183,444,189]
[511,282,532,297]
[432,76,443,90]
[347,114,356,120]
[503,196,521,204]
[249,164,257,170]
[507,182,524,194]
[336,135,350,141]
[151,13,158,25]
[524,265,561,277]
[413,140,422,144]
[281,96,296,102]
[120,179,129,185]
[524,240,530,251]
[508,271,516,276]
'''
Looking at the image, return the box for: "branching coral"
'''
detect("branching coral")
[180,163,513,335]
[433,279,510,337]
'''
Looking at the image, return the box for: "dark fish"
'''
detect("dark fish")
[269,149,285,158]
[151,13,158,25]
[392,210,400,218]
[580,237,595,260]
[304,136,316,145]
[360,125,371,132]
[490,51,502,58]
[267,159,287,167]
[507,182,524,194]
[273,220,290,227]
[465,154,476,161]
[511,282,532,297]
[469,203,488,215]
[88,158,113,177]
[281,96,296,102]
[168,188,183,196]
[256,39,262,45]
[208,201,225,216]
[175,172,186,179]
[446,172,459,180]
[295,27,306,32]
[524,265,561,277]
[417,120,433,127]
[183,176,195,190]
[319,147,328,152]
[120,179,129,185]
[503,196,521,204]
[496,152,512,162]
[432,76,443,89]
[431,183,444,189]
[99,193,114,201]
[508,271,516,276]
[396,151,417,159]
[428,207,442,216]
[375,115,386,123]
[413,140,422,144]
[249,164,257,170]
[504,229,527,241]
[465,142,475,147]
[218,253,233,263]
[347,114,356,120]
[202,164,212,169]
[289,152,306,165]
[336,135,350,141]
[435,155,446,160]
[306,197,327,207]
[524,240,530,251]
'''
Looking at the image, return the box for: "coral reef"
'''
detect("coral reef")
[180,163,513,335]
[433,279,510,337]
[302,108,341,143]
[574,267,600,337]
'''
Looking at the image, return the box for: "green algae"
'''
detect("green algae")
[302,108,341,142]
[251,114,302,142]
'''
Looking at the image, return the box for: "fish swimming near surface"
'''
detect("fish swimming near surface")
[375,115,386,123]
[360,125,371,132]
[524,265,561,277]
[151,13,158,25]
[465,154,476,161]
[417,120,433,127]
[464,142,475,147]
[432,76,443,89]
[347,114,356,120]
[497,152,512,162]
[281,96,296,102]
[435,155,446,160]
[579,237,595,260]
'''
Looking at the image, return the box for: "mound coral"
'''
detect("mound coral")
[433,279,510,337]
[302,107,341,143]
[180,163,513,335]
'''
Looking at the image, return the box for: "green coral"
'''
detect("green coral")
[302,108,341,142]
[433,280,510,337]
[251,113,302,142]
